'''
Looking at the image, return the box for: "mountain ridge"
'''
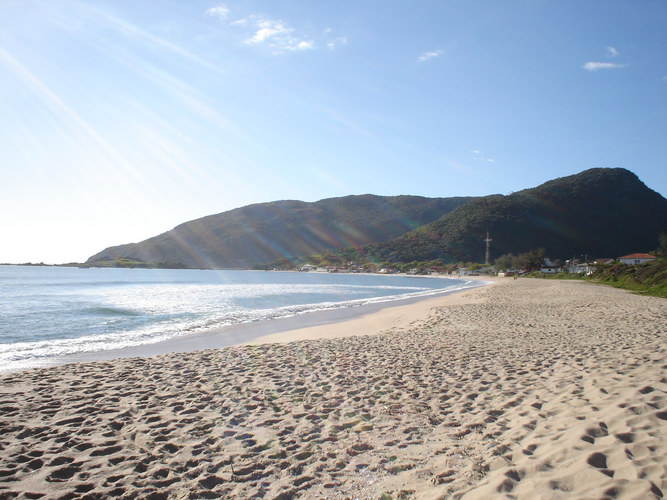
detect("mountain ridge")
[88,194,474,268]
[88,168,667,269]
[361,168,667,264]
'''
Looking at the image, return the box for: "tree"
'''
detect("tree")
[514,248,545,270]
[495,253,515,271]
[657,233,667,258]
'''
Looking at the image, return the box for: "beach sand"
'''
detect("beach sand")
[0,278,665,499]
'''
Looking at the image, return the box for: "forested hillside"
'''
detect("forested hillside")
[360,168,667,264]
[87,195,473,268]
[88,168,667,269]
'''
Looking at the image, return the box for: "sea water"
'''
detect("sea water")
[0,265,478,372]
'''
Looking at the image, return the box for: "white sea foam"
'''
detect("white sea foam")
[0,266,482,372]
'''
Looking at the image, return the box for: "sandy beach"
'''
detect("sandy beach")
[0,278,665,499]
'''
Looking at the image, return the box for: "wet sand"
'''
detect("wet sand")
[0,278,665,499]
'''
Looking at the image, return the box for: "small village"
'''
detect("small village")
[297,252,658,277]
[291,233,666,298]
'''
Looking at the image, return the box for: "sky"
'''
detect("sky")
[1,0,665,264]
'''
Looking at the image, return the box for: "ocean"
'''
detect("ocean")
[0,265,479,372]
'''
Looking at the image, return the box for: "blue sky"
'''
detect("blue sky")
[1,0,665,263]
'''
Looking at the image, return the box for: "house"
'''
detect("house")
[618,253,656,265]
[573,263,592,274]
[540,265,562,274]
[540,258,562,274]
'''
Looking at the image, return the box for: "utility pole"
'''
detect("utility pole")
[485,231,492,266]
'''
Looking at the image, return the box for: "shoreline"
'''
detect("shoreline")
[14,277,490,373]
[1,278,664,498]
[244,276,494,346]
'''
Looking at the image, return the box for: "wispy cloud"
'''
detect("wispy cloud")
[206,5,230,21]
[246,19,285,44]
[583,47,626,71]
[327,36,347,50]
[471,149,495,163]
[241,16,315,53]
[208,7,334,55]
[582,61,626,71]
[606,46,619,58]
[418,49,443,62]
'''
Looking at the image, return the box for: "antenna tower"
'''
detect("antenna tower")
[484,231,492,266]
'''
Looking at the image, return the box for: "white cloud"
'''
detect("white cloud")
[209,8,340,55]
[418,49,443,62]
[471,149,495,163]
[582,61,626,71]
[583,47,626,71]
[246,21,283,44]
[236,16,314,53]
[327,36,347,50]
[206,5,229,21]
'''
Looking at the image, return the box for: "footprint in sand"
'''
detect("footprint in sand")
[586,452,614,478]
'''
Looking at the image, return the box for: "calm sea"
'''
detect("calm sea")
[0,265,478,372]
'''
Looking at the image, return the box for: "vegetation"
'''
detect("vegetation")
[362,168,667,265]
[584,233,667,297]
[81,258,191,269]
[521,235,667,298]
[587,259,667,297]
[494,248,546,272]
[86,168,667,272]
[526,258,667,298]
[88,194,473,269]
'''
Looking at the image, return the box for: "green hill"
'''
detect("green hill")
[587,257,667,298]
[87,168,666,269]
[362,168,667,264]
[87,195,473,269]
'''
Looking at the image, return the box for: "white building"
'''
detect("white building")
[618,253,656,265]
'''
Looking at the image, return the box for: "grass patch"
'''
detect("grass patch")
[526,259,667,298]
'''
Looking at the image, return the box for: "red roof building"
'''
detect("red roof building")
[618,253,656,265]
